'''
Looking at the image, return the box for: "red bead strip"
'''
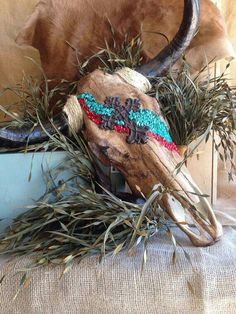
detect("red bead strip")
[148,132,178,152]
[79,98,101,125]
[114,125,129,133]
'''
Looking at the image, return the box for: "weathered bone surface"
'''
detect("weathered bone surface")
[77,69,222,246]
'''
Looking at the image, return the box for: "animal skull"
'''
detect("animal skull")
[67,68,222,247]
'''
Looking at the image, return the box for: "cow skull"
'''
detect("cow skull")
[0,0,223,246]
[66,68,222,247]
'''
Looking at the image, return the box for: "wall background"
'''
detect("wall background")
[216,0,236,81]
[219,0,236,165]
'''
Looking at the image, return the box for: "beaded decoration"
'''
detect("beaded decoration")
[77,93,178,152]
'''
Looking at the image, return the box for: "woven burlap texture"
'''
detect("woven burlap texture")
[0,225,236,314]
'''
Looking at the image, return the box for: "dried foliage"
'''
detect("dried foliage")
[151,63,236,177]
[0,63,194,275]
[74,25,144,76]
[0,58,77,129]
[0,129,176,273]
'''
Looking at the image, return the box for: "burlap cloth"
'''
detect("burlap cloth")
[0,217,236,314]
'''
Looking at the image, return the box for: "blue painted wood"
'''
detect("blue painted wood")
[0,151,127,233]
[0,151,69,232]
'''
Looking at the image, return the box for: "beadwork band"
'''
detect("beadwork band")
[77,93,178,152]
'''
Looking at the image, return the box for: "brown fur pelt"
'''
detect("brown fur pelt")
[16,0,235,82]
[0,0,235,121]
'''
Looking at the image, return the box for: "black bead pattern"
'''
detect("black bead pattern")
[100,96,150,144]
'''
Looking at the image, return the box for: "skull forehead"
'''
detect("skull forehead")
[77,69,168,161]
[78,69,161,113]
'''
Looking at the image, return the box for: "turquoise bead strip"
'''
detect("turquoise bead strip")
[129,109,172,143]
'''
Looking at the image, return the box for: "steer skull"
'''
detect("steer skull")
[69,68,222,247]
[0,0,223,246]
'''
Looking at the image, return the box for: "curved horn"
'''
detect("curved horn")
[136,0,200,78]
[0,96,83,147]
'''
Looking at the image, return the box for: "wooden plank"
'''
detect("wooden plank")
[0,151,69,232]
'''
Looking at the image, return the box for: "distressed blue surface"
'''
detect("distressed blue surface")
[0,151,69,232]
[0,152,127,232]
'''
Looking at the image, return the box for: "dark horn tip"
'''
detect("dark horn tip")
[0,112,69,148]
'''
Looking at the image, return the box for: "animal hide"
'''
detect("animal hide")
[0,0,235,121]
[16,0,235,82]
